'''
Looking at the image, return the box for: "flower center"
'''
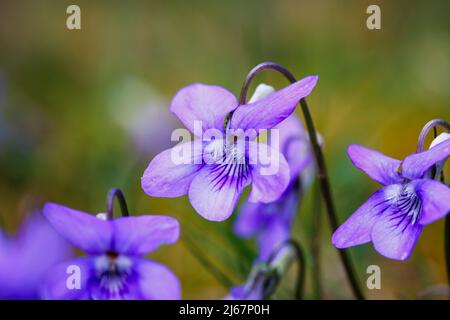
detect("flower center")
[384,184,422,230]
[203,139,251,191]
[393,184,422,225]
[90,254,136,300]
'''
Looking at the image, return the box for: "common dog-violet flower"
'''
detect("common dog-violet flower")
[332,138,450,260]
[0,213,72,299]
[41,189,181,300]
[141,75,318,221]
[234,84,318,260]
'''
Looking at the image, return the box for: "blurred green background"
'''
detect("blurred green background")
[0,0,449,299]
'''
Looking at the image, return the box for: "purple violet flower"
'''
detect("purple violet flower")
[0,213,72,299]
[234,84,319,260]
[141,76,318,221]
[332,138,450,260]
[40,203,181,300]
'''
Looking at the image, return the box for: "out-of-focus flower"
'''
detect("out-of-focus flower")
[41,203,181,300]
[0,213,72,299]
[109,78,179,158]
[234,84,319,261]
[332,138,450,260]
[225,242,299,300]
[141,76,318,221]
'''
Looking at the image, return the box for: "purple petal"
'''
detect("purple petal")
[332,187,391,248]
[402,138,450,180]
[413,179,450,225]
[276,114,305,151]
[40,257,91,300]
[229,284,263,300]
[0,214,72,299]
[347,144,403,185]
[235,183,298,242]
[170,83,238,135]
[257,222,290,261]
[247,142,290,203]
[234,201,265,237]
[230,76,318,139]
[141,141,203,197]
[429,133,450,179]
[112,215,179,255]
[275,114,314,182]
[135,259,181,300]
[371,209,423,260]
[43,203,113,254]
[188,164,251,221]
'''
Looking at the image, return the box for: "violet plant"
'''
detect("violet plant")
[332,120,450,261]
[141,72,318,222]
[40,188,181,300]
[174,62,364,300]
[233,63,364,299]
[5,63,448,300]
[234,83,319,261]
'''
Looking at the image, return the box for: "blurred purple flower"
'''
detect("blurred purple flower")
[141,76,318,221]
[41,203,181,300]
[234,84,319,261]
[235,185,299,262]
[0,213,72,299]
[332,139,450,260]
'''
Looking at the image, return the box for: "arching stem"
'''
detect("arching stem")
[239,62,365,299]
[267,239,306,300]
[106,188,130,220]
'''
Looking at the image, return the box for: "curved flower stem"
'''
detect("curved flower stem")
[240,62,364,299]
[267,239,306,300]
[416,119,450,285]
[416,119,450,153]
[106,188,130,220]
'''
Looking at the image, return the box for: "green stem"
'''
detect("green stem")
[267,239,306,300]
[311,180,323,299]
[239,62,365,299]
[183,236,234,288]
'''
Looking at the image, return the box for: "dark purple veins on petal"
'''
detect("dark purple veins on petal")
[385,185,422,233]
[207,141,251,191]
[209,163,251,191]
[88,255,138,300]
